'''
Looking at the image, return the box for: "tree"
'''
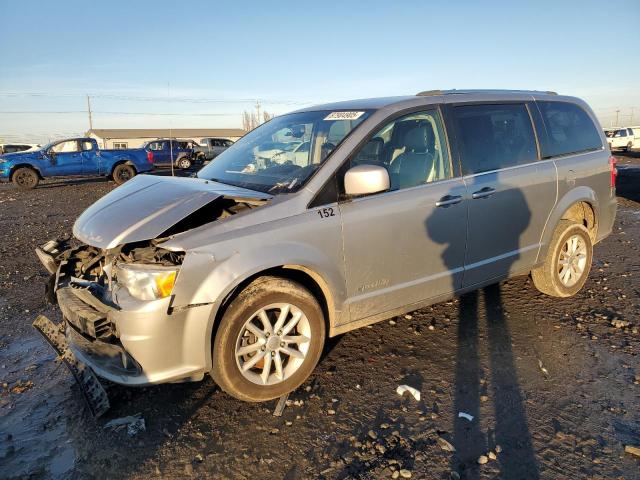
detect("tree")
[242,103,273,131]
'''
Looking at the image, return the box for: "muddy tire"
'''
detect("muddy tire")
[531,220,593,297]
[211,276,325,402]
[177,157,192,170]
[112,164,136,185]
[12,167,39,189]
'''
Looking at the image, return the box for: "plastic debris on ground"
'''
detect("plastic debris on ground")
[103,413,146,437]
[396,384,421,401]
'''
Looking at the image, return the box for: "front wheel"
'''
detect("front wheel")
[178,157,192,170]
[112,164,136,185]
[531,220,593,297]
[211,277,325,402]
[12,167,39,189]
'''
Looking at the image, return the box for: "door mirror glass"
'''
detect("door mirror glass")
[344,164,390,196]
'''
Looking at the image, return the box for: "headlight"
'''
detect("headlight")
[115,263,178,301]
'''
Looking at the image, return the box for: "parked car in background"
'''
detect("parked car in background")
[144,139,199,169]
[193,137,234,162]
[0,143,41,155]
[253,141,302,163]
[0,137,153,189]
[37,90,616,403]
[604,127,637,151]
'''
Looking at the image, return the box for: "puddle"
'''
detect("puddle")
[0,334,79,478]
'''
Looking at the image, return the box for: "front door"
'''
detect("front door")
[450,103,558,287]
[339,109,468,322]
[47,139,83,176]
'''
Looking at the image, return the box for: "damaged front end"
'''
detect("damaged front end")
[33,175,272,414]
[36,238,186,376]
[33,239,186,417]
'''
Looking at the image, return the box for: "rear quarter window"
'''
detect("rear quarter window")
[536,101,602,157]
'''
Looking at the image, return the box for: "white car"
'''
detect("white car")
[0,143,41,155]
[604,128,637,151]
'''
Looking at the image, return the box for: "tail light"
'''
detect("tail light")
[147,151,154,164]
[609,155,617,187]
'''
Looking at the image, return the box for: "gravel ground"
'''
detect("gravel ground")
[0,157,639,479]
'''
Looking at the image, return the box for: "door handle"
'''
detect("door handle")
[435,195,462,207]
[471,187,496,199]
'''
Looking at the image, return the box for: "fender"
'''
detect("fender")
[108,158,136,176]
[169,242,345,370]
[535,186,598,264]
[10,163,44,179]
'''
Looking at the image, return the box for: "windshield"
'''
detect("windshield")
[197,110,370,193]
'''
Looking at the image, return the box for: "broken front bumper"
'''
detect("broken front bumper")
[60,284,212,386]
[39,243,214,386]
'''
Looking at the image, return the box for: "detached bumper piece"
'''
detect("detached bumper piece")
[32,315,110,418]
[57,286,114,340]
[35,240,63,274]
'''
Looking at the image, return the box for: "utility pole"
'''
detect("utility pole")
[86,94,93,131]
[615,109,620,127]
[255,100,261,127]
[630,107,635,125]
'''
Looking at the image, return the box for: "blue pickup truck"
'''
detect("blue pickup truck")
[0,137,153,189]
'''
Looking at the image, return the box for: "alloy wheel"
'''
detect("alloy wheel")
[557,234,588,287]
[235,303,311,386]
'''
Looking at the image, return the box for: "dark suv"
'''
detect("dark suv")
[193,137,234,162]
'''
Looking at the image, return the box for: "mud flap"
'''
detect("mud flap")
[33,315,110,418]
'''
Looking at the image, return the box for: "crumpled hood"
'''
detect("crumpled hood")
[73,174,270,249]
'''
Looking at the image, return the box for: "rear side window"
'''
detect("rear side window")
[537,101,602,157]
[453,103,537,175]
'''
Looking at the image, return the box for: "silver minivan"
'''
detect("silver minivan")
[38,90,617,402]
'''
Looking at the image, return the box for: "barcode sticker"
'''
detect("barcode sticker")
[324,111,365,121]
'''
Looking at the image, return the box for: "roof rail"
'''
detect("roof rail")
[416,89,559,97]
[416,90,444,96]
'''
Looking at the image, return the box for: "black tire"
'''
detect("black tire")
[211,276,326,402]
[531,220,593,297]
[12,167,39,189]
[112,164,136,185]
[177,157,192,170]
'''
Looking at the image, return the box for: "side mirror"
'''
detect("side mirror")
[344,164,390,196]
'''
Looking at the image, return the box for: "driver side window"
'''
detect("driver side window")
[346,109,451,192]
[51,140,80,154]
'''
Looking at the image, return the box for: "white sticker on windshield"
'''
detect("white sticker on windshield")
[324,111,365,121]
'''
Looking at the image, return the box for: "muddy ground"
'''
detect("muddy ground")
[1,157,639,480]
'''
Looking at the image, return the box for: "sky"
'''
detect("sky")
[1,0,639,143]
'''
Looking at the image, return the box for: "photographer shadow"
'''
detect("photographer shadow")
[427,181,539,479]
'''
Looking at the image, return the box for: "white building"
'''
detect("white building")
[86,128,246,149]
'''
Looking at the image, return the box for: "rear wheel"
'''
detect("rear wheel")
[211,277,325,402]
[12,167,39,189]
[627,142,633,152]
[531,220,593,297]
[112,164,136,185]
